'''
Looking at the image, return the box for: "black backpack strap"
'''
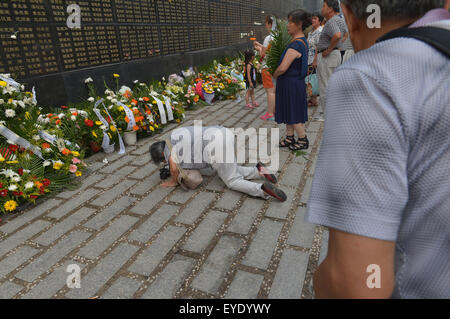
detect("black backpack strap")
[377,27,450,58]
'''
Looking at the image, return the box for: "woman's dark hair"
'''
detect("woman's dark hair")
[324,0,341,13]
[265,16,274,26]
[244,50,255,64]
[312,12,325,23]
[150,141,166,164]
[288,9,313,31]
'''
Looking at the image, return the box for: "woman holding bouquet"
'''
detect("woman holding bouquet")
[273,10,311,151]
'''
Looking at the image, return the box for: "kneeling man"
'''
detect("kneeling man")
[150,125,287,202]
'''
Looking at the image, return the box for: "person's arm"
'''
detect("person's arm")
[314,229,395,298]
[273,48,301,79]
[161,154,179,188]
[342,32,349,44]
[246,64,254,88]
[322,32,341,57]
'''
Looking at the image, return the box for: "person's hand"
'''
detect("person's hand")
[312,60,317,69]
[161,179,178,188]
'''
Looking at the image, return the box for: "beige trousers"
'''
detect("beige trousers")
[317,50,342,114]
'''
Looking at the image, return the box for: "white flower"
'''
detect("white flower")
[119,86,131,95]
[71,115,76,121]
[111,98,118,104]
[134,80,139,84]
[43,160,51,167]
[18,100,25,108]
[79,111,88,118]
[106,96,113,100]
[23,169,30,174]
[5,109,15,118]
[103,158,109,164]
[25,182,34,189]
[0,121,5,126]
[100,125,107,130]
[139,83,146,86]
[88,97,95,102]
[45,148,52,153]
[58,113,65,119]
[108,105,113,110]
[32,135,41,141]
[8,184,17,191]
[12,176,21,183]
[21,85,25,90]
[0,99,4,104]
[84,77,93,83]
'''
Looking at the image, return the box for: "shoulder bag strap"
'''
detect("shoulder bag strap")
[377,26,450,58]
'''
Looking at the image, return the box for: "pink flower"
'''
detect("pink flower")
[69,164,77,173]
[72,158,81,164]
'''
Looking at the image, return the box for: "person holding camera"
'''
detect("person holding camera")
[150,125,287,202]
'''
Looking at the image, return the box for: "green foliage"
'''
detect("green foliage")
[266,19,292,75]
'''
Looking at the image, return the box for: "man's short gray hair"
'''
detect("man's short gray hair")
[340,0,445,20]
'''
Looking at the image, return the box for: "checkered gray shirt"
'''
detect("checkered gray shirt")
[317,14,345,52]
[306,20,450,298]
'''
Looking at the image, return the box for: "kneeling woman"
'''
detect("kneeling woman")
[273,9,311,151]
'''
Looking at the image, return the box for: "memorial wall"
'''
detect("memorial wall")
[0,0,305,105]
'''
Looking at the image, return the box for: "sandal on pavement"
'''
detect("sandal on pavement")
[252,101,260,107]
[279,135,295,148]
[260,112,274,120]
[289,136,309,151]
[261,182,287,202]
[246,103,255,109]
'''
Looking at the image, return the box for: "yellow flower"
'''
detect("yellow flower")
[25,112,31,120]
[92,131,98,138]
[0,157,5,162]
[118,106,124,111]
[76,171,82,177]
[0,81,7,87]
[6,161,18,164]
[53,161,63,170]
[110,125,116,132]
[152,101,157,104]
[154,124,159,128]
[4,200,17,212]
[150,126,155,132]
[108,133,112,139]
[95,121,102,125]
[113,74,120,78]
[72,151,80,157]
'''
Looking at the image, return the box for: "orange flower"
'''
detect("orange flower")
[133,125,139,131]
[125,116,130,123]
[61,148,71,156]
[143,97,150,102]
[55,119,61,125]
[72,112,78,116]
[42,143,51,149]
[35,181,43,189]
[193,96,199,103]
[47,114,53,118]
[123,90,132,99]
[131,99,138,106]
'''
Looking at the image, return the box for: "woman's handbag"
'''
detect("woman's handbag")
[305,73,319,97]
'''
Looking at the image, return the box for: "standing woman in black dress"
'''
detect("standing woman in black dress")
[273,10,312,151]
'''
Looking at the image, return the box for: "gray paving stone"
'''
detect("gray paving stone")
[278,150,290,169]
[86,161,106,172]
[129,226,186,276]
[95,166,136,188]
[183,210,228,253]
[305,132,319,155]
[129,162,158,180]
[307,122,321,133]
[175,192,217,224]
[57,174,105,199]
[215,190,242,211]
[268,249,309,299]
[242,219,283,269]
[130,152,153,166]
[34,208,96,246]
[0,246,39,278]
[129,205,179,243]
[224,271,264,299]
[131,144,152,155]
[129,172,161,196]
[192,236,242,294]
[22,260,85,299]
[0,281,24,299]
[280,163,306,188]
[130,187,174,215]
[83,196,137,230]
[47,189,101,219]
[100,155,136,174]
[287,206,316,249]
[228,198,264,235]
[67,243,139,299]
[168,188,196,204]
[78,215,138,259]
[205,177,226,192]
[0,220,50,257]
[142,255,195,299]
[101,277,141,299]
[0,199,61,234]
[300,174,314,204]
[90,179,137,207]
[319,228,329,265]
[16,231,91,282]
[265,187,297,219]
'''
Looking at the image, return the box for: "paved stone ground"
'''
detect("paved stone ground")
[0,87,328,299]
